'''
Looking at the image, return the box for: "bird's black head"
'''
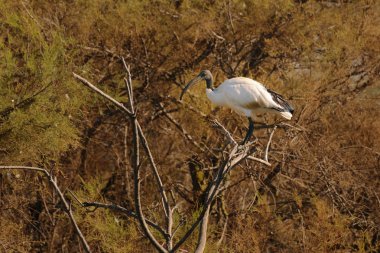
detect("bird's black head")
[180,70,214,100]
[199,70,214,90]
[199,70,212,79]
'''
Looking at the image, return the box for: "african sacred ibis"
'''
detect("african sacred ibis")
[180,70,294,144]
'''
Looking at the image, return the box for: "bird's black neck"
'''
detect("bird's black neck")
[205,77,214,91]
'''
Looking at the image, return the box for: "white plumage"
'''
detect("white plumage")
[180,70,294,144]
[205,77,293,120]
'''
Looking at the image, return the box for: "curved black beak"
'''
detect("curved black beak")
[179,75,203,100]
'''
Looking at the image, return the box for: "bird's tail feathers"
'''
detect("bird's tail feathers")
[279,111,292,120]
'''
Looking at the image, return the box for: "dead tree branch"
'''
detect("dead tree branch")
[73,61,278,252]
[158,102,216,157]
[0,166,92,253]
[212,119,271,166]
[73,69,172,252]
[123,62,172,249]
[212,119,237,145]
[265,126,277,162]
[72,72,133,117]
[132,119,168,253]
[172,145,255,252]
[81,201,168,238]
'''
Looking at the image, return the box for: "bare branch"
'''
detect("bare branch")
[216,217,228,247]
[132,120,168,253]
[123,124,131,198]
[246,156,271,166]
[73,70,172,250]
[265,126,277,162]
[0,165,46,173]
[136,121,173,248]
[194,205,211,253]
[121,58,134,113]
[212,119,237,145]
[0,166,92,253]
[81,201,168,238]
[193,146,257,253]
[72,73,133,117]
[158,102,215,156]
[242,125,277,167]
[172,145,254,252]
[171,217,185,239]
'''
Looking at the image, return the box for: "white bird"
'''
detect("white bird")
[180,70,294,144]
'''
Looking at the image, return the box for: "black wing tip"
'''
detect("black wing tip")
[267,89,294,113]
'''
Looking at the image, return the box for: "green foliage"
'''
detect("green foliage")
[74,179,140,253]
[0,2,87,163]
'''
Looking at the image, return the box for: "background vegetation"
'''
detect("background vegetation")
[1,0,379,252]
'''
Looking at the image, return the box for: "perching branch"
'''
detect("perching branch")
[172,144,255,252]
[0,166,92,253]
[73,61,278,253]
[212,119,271,166]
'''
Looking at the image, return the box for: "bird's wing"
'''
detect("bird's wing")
[218,78,279,109]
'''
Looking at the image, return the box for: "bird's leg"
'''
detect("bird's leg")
[241,117,254,145]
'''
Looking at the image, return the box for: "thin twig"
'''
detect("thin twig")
[158,102,215,156]
[136,122,172,248]
[81,201,168,238]
[165,95,209,119]
[73,71,170,250]
[68,189,82,205]
[172,145,253,252]
[246,156,271,166]
[212,119,237,145]
[132,120,168,253]
[73,73,133,116]
[0,166,92,253]
[216,217,228,247]
[265,126,277,162]
[171,218,185,239]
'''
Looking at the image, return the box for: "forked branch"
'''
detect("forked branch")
[0,166,92,253]
[73,62,278,253]
[73,68,171,252]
